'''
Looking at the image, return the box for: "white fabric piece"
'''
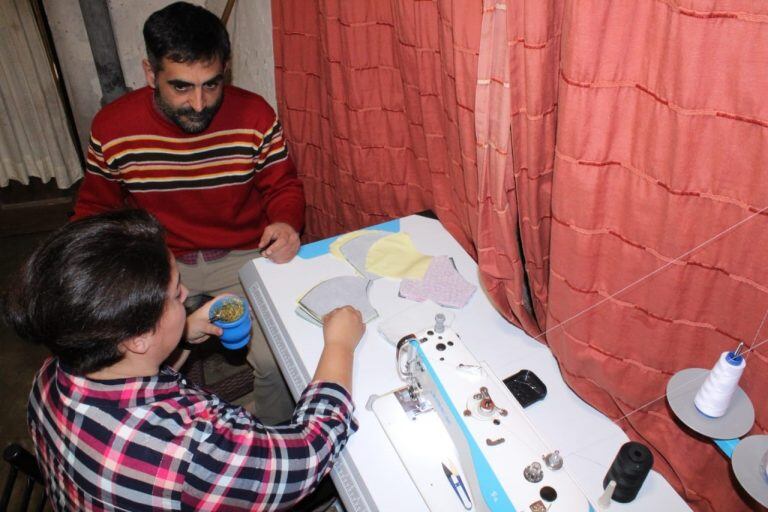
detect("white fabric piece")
[0,0,81,188]
[377,300,455,346]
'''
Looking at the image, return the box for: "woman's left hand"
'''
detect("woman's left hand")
[184,296,225,345]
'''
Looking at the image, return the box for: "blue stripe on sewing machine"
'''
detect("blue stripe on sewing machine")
[412,340,516,510]
[411,339,595,512]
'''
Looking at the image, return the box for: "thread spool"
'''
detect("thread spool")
[602,442,654,503]
[693,350,746,418]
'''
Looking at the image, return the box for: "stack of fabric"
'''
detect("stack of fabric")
[297,230,477,326]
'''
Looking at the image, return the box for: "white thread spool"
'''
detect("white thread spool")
[693,351,746,418]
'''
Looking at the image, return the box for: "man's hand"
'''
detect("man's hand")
[259,222,300,263]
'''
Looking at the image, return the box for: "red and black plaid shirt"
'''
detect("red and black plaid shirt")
[28,358,357,511]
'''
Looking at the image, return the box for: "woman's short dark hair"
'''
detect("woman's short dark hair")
[2,209,172,375]
[143,1,231,71]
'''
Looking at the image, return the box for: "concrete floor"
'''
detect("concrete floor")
[0,230,53,451]
[1,232,52,428]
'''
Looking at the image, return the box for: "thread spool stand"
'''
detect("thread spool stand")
[666,347,766,506]
[666,352,754,440]
[731,435,768,508]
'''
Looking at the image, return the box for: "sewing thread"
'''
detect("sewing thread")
[693,351,746,418]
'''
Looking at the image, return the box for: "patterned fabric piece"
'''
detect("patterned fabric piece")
[399,256,476,308]
[28,358,357,511]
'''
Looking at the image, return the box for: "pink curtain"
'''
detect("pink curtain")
[552,3,767,510]
[476,1,768,510]
[272,0,482,253]
[273,1,768,510]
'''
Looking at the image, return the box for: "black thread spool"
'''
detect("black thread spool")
[603,441,654,503]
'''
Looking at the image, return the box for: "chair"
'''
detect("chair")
[0,443,47,512]
[183,295,254,403]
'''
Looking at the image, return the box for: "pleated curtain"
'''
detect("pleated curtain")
[273,2,768,510]
[0,0,81,189]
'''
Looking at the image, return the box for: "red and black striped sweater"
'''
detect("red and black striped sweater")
[73,86,305,256]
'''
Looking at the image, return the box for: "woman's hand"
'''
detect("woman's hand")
[313,306,365,392]
[322,306,365,352]
[184,296,225,345]
[169,296,228,372]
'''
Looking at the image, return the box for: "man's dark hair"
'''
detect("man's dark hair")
[2,210,172,375]
[143,1,231,70]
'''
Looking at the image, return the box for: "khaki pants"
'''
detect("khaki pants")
[177,250,295,424]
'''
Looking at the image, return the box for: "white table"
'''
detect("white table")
[239,214,690,511]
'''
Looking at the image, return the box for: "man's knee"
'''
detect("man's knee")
[246,336,281,377]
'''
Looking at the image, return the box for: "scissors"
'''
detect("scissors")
[442,462,472,510]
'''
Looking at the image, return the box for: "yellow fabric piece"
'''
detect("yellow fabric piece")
[330,230,386,260]
[365,233,432,279]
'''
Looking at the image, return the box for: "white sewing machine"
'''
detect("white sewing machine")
[369,319,595,512]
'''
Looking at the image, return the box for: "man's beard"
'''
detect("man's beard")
[154,89,222,134]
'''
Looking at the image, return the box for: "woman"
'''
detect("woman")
[3,209,364,511]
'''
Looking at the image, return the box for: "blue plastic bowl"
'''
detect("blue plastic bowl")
[210,297,251,350]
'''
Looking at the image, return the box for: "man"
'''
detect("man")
[72,2,302,423]
[4,209,363,511]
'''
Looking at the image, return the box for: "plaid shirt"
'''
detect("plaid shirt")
[28,358,358,511]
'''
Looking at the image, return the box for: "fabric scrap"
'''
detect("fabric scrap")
[298,275,378,324]
[365,233,432,279]
[329,229,388,261]
[399,256,476,308]
[377,300,456,345]
[339,231,390,280]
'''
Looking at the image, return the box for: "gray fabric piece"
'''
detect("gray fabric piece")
[298,276,378,323]
[294,305,322,326]
[339,231,390,280]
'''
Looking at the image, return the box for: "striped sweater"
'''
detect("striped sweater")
[73,86,305,256]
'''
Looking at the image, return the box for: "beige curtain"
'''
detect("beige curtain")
[0,0,81,189]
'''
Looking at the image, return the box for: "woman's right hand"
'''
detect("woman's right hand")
[322,306,365,353]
